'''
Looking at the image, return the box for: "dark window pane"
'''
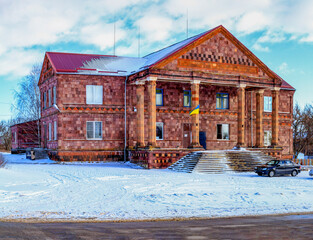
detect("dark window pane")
[156,122,163,140]
[217,124,222,139]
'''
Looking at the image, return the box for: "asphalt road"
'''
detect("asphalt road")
[1,214,313,240]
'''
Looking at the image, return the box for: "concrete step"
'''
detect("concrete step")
[168,150,275,174]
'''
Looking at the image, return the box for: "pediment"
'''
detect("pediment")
[152,26,282,86]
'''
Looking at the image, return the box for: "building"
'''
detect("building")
[11,120,40,153]
[38,25,295,168]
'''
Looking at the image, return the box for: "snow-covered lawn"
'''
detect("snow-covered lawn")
[0,153,312,221]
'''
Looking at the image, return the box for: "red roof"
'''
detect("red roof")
[281,80,295,90]
[46,52,115,72]
[42,26,295,91]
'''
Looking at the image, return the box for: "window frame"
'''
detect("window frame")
[53,86,56,105]
[48,122,52,141]
[48,89,51,107]
[264,96,272,112]
[216,93,229,110]
[86,85,103,105]
[183,90,191,107]
[86,121,102,140]
[43,92,47,109]
[54,121,57,140]
[156,122,164,140]
[217,123,230,140]
[156,88,163,106]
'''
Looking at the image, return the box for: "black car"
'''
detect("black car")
[254,160,301,177]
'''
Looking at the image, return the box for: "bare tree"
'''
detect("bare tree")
[12,64,41,122]
[11,64,41,146]
[293,103,313,158]
[0,120,13,151]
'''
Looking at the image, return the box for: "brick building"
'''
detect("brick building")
[11,120,40,153]
[38,25,295,168]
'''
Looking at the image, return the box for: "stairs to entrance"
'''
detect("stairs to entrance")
[168,150,275,174]
[167,152,202,173]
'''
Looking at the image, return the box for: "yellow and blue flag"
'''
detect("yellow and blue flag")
[189,104,199,116]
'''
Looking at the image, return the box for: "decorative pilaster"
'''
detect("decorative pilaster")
[190,80,201,148]
[271,87,280,146]
[256,89,264,147]
[237,85,246,146]
[147,77,157,148]
[136,82,145,147]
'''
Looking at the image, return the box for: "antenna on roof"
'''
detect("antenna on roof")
[186,9,189,38]
[113,16,116,56]
[138,25,141,58]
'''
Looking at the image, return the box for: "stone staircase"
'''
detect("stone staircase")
[168,150,275,174]
[167,152,202,173]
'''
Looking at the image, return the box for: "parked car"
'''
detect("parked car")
[309,169,313,177]
[255,160,301,177]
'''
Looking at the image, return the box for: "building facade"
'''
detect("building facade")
[38,25,295,168]
[11,120,40,153]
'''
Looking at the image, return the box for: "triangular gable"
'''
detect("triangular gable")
[150,25,282,83]
[38,53,55,86]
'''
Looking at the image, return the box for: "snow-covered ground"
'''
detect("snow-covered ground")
[0,153,312,221]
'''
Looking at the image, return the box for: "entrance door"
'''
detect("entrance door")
[264,131,272,147]
[44,125,47,148]
[199,131,206,150]
[183,123,192,148]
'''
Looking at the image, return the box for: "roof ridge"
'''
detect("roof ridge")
[46,51,116,57]
[143,31,208,59]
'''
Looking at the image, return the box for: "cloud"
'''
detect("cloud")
[1,0,313,79]
[299,34,313,43]
[252,43,269,52]
[278,62,294,76]
[79,21,127,52]
[0,48,42,78]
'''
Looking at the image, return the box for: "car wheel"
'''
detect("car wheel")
[291,170,298,177]
[268,170,275,177]
[257,173,262,176]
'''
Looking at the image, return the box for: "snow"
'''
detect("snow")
[82,56,147,76]
[0,153,312,221]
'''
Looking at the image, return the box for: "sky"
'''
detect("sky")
[0,0,312,121]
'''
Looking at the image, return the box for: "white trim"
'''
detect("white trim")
[86,121,102,140]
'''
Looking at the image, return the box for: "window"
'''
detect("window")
[86,121,102,139]
[43,92,46,109]
[217,124,229,140]
[48,89,51,106]
[86,85,103,104]
[183,90,191,107]
[156,89,163,106]
[53,86,56,105]
[156,122,163,140]
[14,132,17,144]
[264,130,272,146]
[264,96,272,112]
[49,123,52,141]
[216,93,229,109]
[54,121,57,140]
